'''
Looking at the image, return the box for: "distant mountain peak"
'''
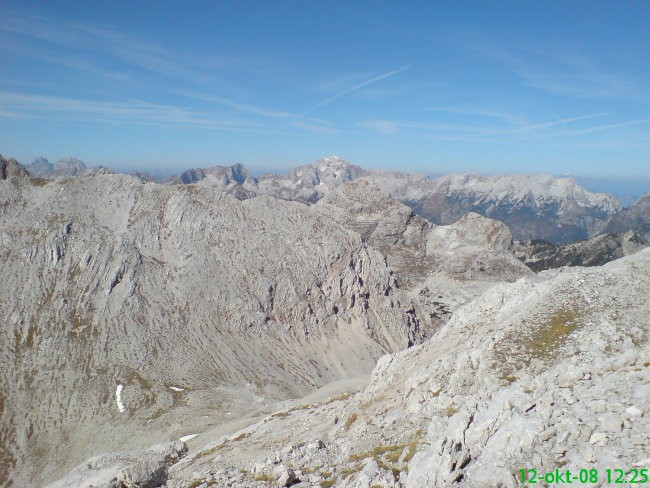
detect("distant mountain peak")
[27,156,54,177]
[32,156,50,165]
[1,155,30,180]
[317,155,349,166]
[26,156,87,178]
[55,157,86,169]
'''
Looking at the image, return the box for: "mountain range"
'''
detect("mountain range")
[1,153,648,487]
[25,154,648,245]
[26,157,88,178]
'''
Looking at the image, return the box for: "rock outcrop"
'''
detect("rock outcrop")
[314,180,432,286]
[0,155,30,181]
[46,442,188,488]
[602,193,650,238]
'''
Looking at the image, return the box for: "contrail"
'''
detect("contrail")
[312,64,411,110]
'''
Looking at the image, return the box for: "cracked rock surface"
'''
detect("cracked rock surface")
[0,172,421,486]
[153,249,649,487]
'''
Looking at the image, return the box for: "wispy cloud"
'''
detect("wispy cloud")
[357,113,645,142]
[179,91,293,119]
[0,109,35,119]
[426,107,526,125]
[0,40,134,82]
[0,10,338,135]
[514,113,609,132]
[542,118,650,137]
[0,90,338,135]
[357,120,400,135]
[311,64,411,110]
[467,40,649,101]
[178,91,337,133]
[0,10,235,87]
[0,91,272,131]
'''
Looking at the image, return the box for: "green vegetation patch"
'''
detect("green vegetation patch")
[252,474,275,482]
[346,431,422,480]
[348,443,404,463]
[444,405,458,417]
[525,308,581,357]
[494,306,583,379]
[188,480,219,488]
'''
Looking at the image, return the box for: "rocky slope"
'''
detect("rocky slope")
[0,170,424,486]
[313,180,532,334]
[56,246,650,488]
[602,193,650,238]
[514,231,649,272]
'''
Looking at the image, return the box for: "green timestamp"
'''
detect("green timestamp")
[519,467,649,484]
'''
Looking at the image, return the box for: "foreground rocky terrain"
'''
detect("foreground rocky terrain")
[49,247,650,488]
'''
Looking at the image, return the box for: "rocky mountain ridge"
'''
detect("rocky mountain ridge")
[26,156,88,178]
[1,156,30,180]
[12,154,637,244]
[602,193,650,237]
[365,171,618,243]
[514,230,649,271]
[154,156,624,243]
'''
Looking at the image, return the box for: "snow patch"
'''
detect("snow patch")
[168,386,185,392]
[179,434,198,442]
[115,384,126,413]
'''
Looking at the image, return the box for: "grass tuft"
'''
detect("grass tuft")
[444,405,457,417]
[344,412,358,430]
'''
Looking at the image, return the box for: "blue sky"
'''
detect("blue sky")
[1,1,649,180]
